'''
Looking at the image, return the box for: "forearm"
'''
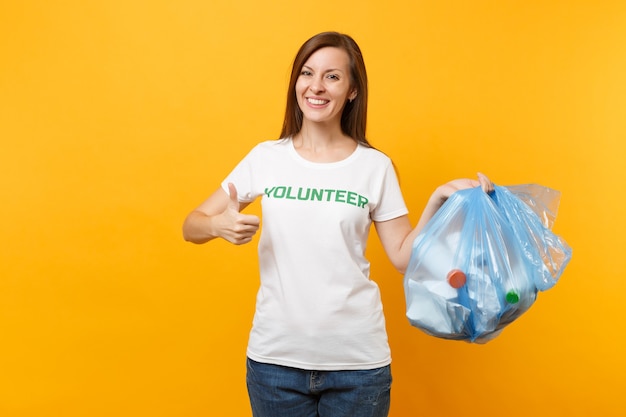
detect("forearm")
[182,210,219,244]
[182,187,260,246]
[378,189,449,274]
[413,190,447,233]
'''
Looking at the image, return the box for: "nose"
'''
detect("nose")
[309,75,325,94]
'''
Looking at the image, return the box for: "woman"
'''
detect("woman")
[183,31,493,417]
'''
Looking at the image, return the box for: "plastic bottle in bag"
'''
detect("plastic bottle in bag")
[405,232,471,338]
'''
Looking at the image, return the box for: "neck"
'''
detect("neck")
[292,123,357,163]
[297,120,346,147]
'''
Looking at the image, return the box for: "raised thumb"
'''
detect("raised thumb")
[227,182,240,212]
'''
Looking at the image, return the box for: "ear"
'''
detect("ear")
[349,90,358,102]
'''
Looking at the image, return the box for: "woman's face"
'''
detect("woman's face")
[295,46,356,127]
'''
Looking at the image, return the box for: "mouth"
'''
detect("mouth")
[306,98,329,106]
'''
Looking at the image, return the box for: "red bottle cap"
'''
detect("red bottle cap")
[447,269,467,289]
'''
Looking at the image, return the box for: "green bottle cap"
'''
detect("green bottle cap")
[506,290,520,304]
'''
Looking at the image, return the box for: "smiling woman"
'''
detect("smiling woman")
[182,31,493,417]
[292,47,360,163]
[280,32,370,148]
[295,47,357,126]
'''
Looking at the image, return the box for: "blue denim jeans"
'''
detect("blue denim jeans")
[246,358,392,417]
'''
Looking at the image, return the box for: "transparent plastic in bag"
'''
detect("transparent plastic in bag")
[403,184,572,343]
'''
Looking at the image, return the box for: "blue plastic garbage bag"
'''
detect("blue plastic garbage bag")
[404,184,572,343]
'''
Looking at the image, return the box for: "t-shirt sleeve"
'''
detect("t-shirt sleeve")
[370,160,409,222]
[221,145,261,203]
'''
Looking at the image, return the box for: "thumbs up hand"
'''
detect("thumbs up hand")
[226,182,242,212]
[217,183,260,245]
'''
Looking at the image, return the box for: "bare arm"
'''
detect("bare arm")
[375,173,494,274]
[182,183,260,245]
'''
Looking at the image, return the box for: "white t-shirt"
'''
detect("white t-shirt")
[222,139,408,370]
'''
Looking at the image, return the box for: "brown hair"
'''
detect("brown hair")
[279,32,373,147]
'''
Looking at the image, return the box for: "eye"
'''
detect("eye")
[300,70,312,76]
[326,74,340,80]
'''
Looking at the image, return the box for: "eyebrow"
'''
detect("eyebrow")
[302,65,345,73]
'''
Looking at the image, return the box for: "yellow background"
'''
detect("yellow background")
[1,1,625,416]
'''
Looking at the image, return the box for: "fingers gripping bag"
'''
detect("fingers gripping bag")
[403,184,572,343]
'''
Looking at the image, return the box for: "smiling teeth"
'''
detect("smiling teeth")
[307,98,328,105]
